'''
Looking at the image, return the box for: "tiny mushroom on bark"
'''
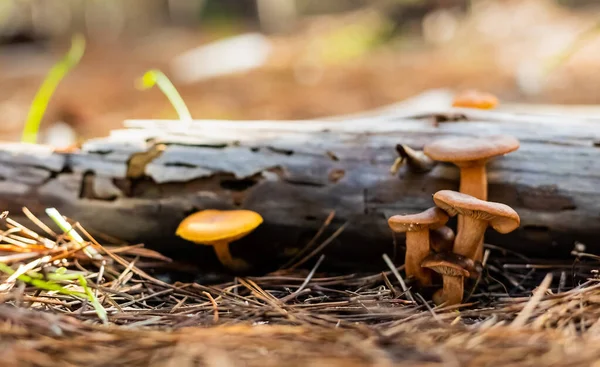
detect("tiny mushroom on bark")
[452,90,499,110]
[394,144,436,173]
[423,135,520,201]
[176,209,263,272]
[430,226,455,253]
[421,252,482,306]
[433,190,520,262]
[388,207,449,287]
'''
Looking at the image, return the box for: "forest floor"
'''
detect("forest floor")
[0,208,599,367]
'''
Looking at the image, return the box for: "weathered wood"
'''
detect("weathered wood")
[1,108,599,273]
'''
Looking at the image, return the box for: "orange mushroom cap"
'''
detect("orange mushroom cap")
[452,90,499,110]
[422,258,469,278]
[176,209,263,244]
[433,190,520,234]
[423,135,519,167]
[421,252,482,279]
[388,207,449,233]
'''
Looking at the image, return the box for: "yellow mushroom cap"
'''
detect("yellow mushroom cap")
[176,209,263,245]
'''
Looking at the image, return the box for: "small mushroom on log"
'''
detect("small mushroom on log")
[452,90,499,110]
[393,144,436,174]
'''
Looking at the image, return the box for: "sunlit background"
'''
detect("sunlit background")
[1,0,599,145]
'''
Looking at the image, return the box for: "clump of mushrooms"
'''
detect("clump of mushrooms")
[386,131,522,305]
[176,209,263,272]
[424,135,520,262]
[433,190,520,262]
[388,207,449,287]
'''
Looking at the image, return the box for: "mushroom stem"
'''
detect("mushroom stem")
[212,241,250,272]
[474,244,484,264]
[433,276,464,306]
[405,230,434,286]
[459,164,487,200]
[453,216,488,262]
[457,164,487,239]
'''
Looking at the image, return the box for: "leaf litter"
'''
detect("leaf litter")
[0,208,598,366]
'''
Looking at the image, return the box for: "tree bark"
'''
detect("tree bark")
[1,108,599,273]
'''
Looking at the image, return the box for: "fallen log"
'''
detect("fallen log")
[1,108,599,273]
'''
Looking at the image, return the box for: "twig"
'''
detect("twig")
[510,273,553,329]
[289,221,349,270]
[202,291,219,323]
[464,249,491,302]
[280,211,335,270]
[281,255,325,303]
[382,253,415,303]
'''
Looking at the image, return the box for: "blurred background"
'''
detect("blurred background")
[1,0,600,144]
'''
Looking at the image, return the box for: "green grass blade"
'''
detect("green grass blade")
[45,207,100,259]
[21,34,86,144]
[0,263,87,299]
[78,275,108,323]
[137,69,192,121]
[0,264,107,323]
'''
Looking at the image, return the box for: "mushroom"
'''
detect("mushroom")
[430,226,455,253]
[424,135,519,243]
[433,190,520,262]
[394,144,436,173]
[175,209,263,272]
[451,89,499,110]
[421,252,481,305]
[423,135,520,201]
[388,207,449,287]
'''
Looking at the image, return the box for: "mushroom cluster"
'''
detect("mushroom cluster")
[388,134,521,306]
